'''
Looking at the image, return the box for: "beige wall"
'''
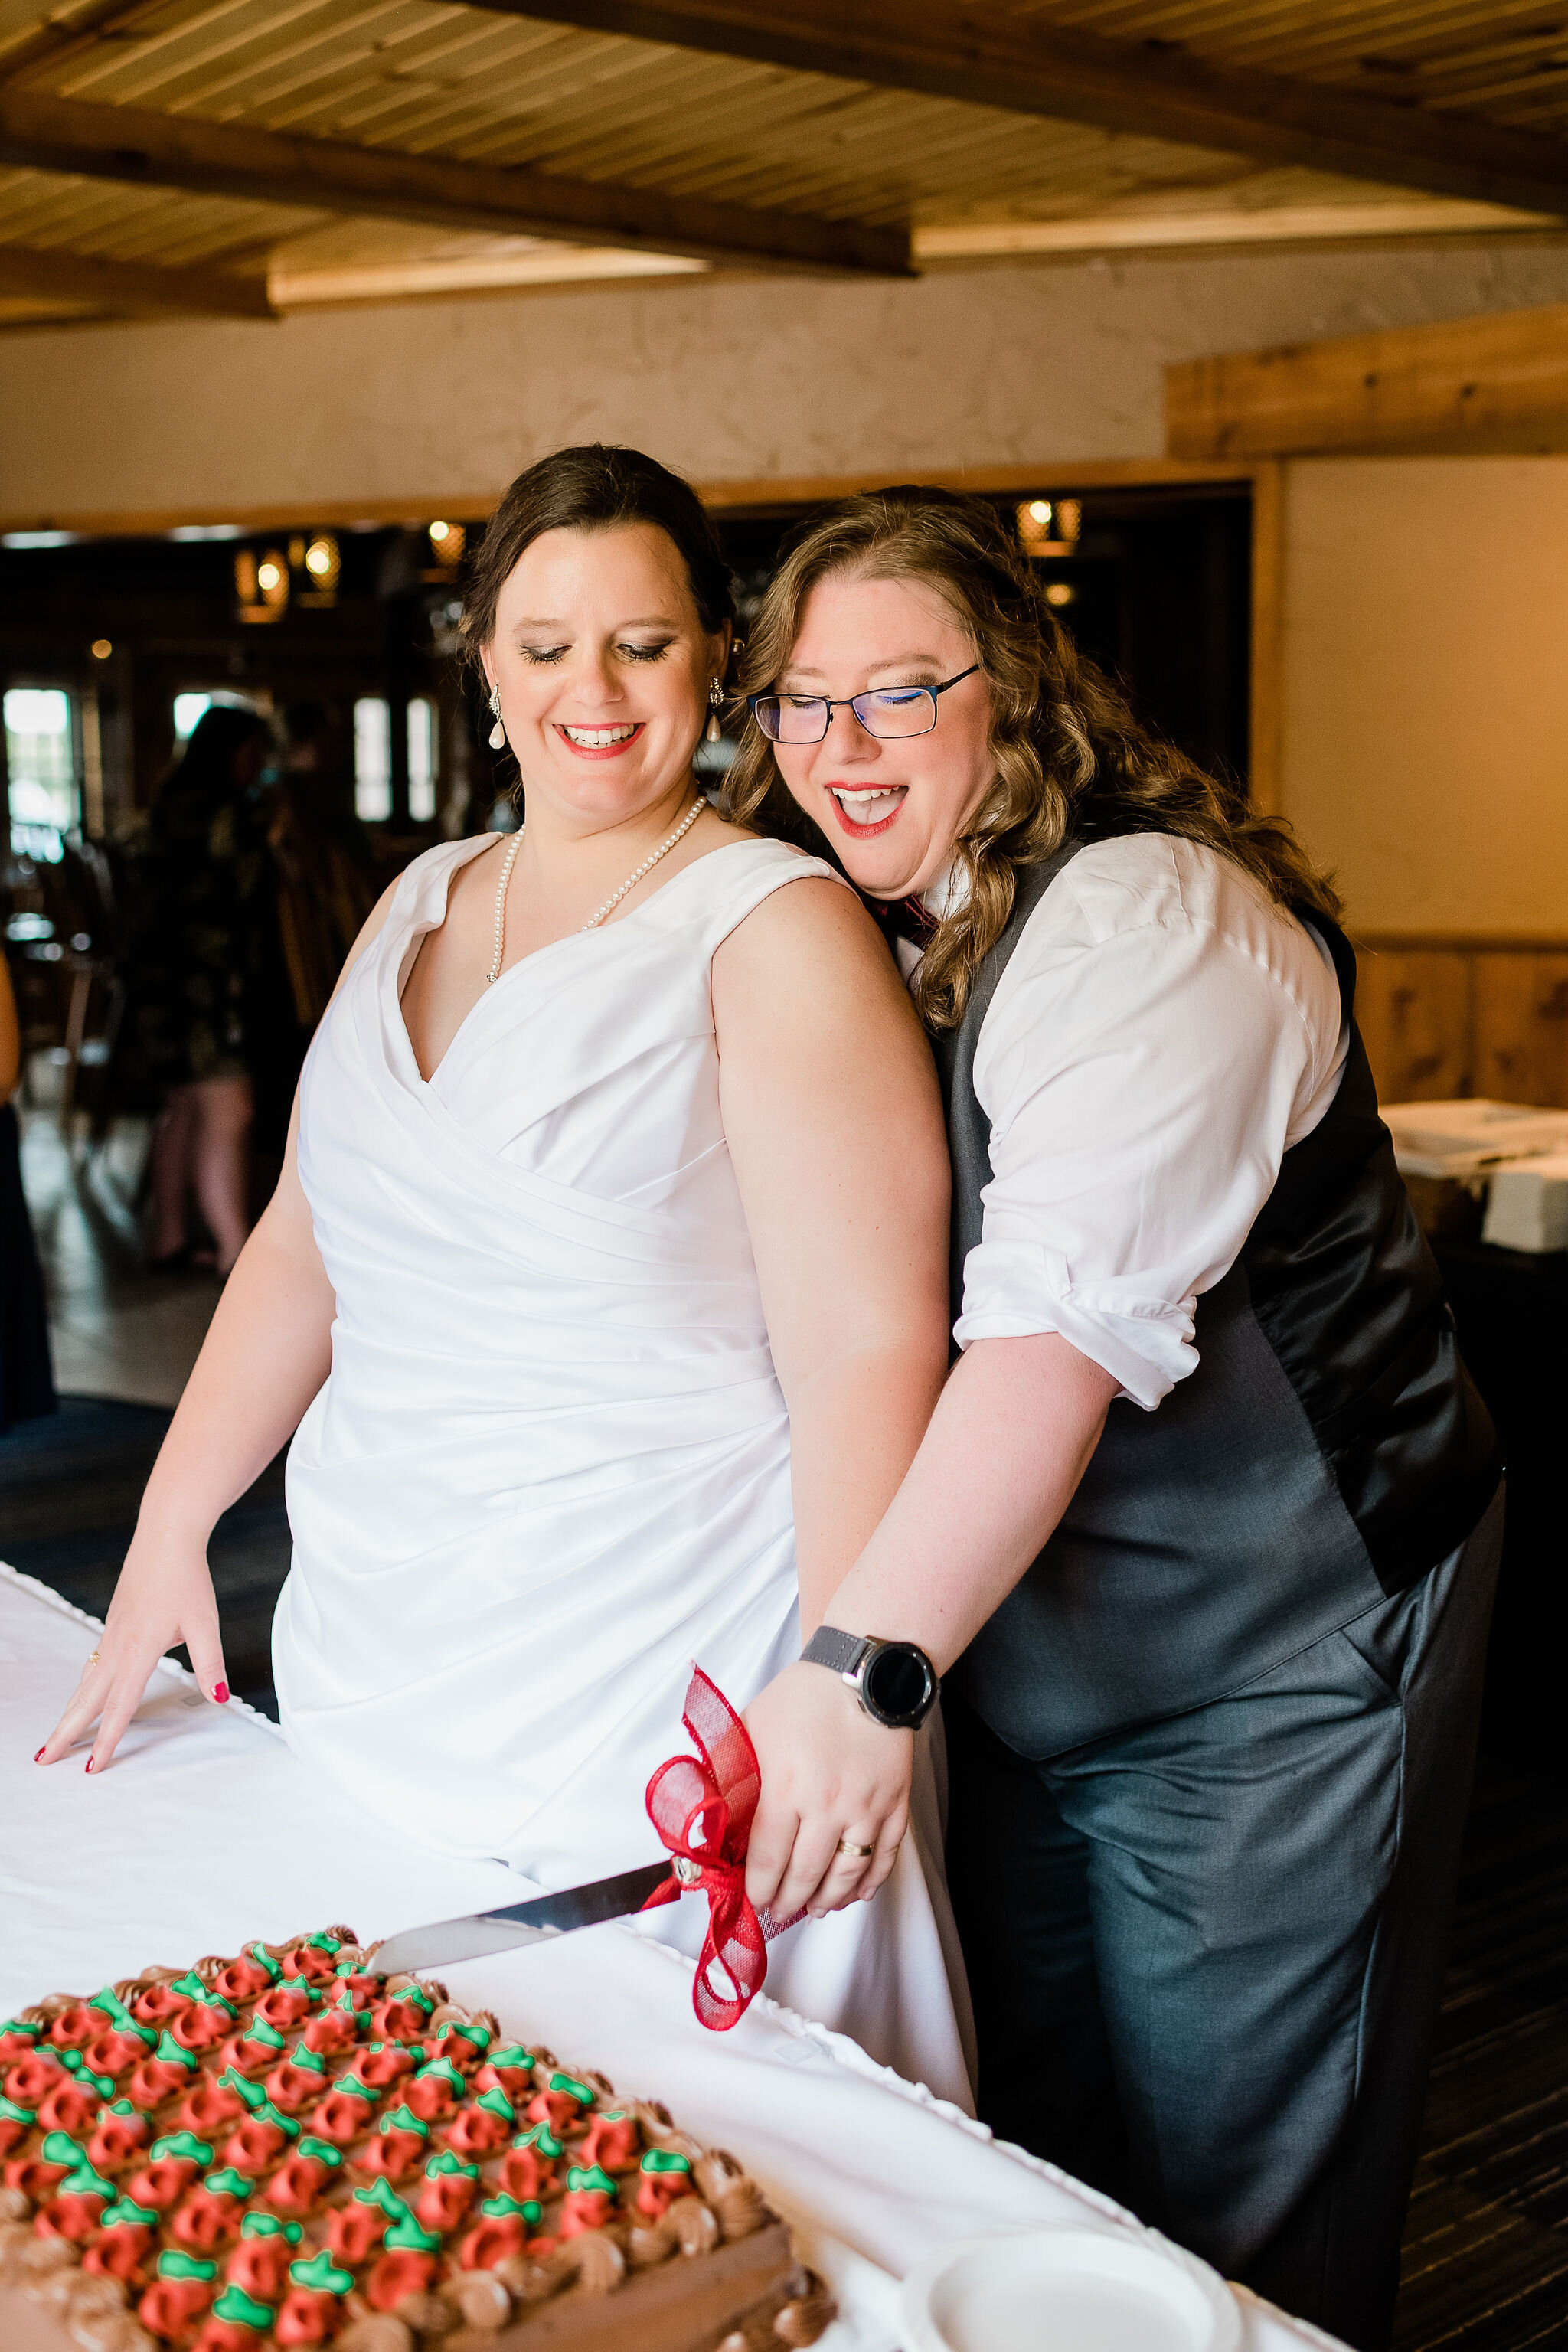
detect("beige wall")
[8,235,1568,525]
[1280,456,1568,936]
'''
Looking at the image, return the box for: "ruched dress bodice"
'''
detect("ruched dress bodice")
[273,832,973,2107]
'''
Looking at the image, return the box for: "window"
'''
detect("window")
[354,698,392,822]
[172,688,257,740]
[407,697,439,824]
[5,687,77,861]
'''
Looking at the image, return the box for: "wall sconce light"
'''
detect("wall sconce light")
[90,638,112,660]
[236,546,288,625]
[1017,497,1082,556]
[299,531,341,606]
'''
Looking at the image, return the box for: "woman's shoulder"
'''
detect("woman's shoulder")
[658,827,849,937]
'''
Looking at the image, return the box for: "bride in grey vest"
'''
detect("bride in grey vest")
[727,485,1502,2352]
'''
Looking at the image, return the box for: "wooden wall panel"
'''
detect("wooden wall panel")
[1355,948,1472,1105]
[1354,939,1568,1110]
[1473,954,1568,1110]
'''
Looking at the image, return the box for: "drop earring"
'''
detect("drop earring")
[705,677,723,745]
[488,684,506,751]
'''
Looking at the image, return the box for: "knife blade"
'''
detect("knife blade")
[372,1857,678,1976]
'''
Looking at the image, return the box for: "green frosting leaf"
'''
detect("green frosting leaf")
[333,2074,377,2105]
[87,1986,158,2047]
[156,2249,217,2282]
[548,2072,594,2107]
[413,2056,464,2092]
[384,2213,443,2252]
[0,2018,40,2040]
[439,2020,491,2052]
[289,2249,353,2295]
[241,2017,286,2052]
[242,2212,302,2243]
[304,1932,344,1955]
[424,2149,479,2180]
[169,1972,236,2019]
[201,2167,253,2200]
[100,2198,158,2231]
[246,1944,283,1983]
[213,2285,276,2328]
[640,2148,692,2175]
[100,2098,139,2119]
[251,2098,301,2139]
[353,2177,410,2223]
[151,2132,213,2166]
[566,2164,618,2199]
[59,2053,116,2096]
[513,2122,562,2159]
[152,2029,197,2073]
[380,2103,429,2139]
[288,2044,328,2076]
[480,2192,541,2223]
[41,2131,87,2167]
[217,2067,266,2112]
[296,2135,344,2167]
[475,2086,515,2123]
[487,2044,535,2072]
[58,2161,116,2201]
[0,2095,36,2125]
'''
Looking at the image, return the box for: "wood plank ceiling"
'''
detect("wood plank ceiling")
[1,0,1567,329]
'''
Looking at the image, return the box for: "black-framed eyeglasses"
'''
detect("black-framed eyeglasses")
[747,664,980,745]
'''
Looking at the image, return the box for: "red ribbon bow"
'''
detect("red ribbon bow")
[642,1668,799,2031]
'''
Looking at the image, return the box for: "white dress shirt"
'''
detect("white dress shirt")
[909,835,1348,1410]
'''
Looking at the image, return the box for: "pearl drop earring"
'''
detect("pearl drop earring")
[488,684,506,751]
[705,678,723,745]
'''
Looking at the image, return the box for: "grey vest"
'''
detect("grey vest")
[935,840,1501,1760]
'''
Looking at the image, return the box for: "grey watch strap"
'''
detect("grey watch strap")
[801,1625,871,1678]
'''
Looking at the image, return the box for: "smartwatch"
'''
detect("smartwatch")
[800,1625,940,1731]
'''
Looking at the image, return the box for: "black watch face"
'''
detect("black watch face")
[862,1642,935,1726]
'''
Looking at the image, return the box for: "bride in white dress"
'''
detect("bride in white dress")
[40,446,973,2111]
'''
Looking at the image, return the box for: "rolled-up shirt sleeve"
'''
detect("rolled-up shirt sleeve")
[952,864,1340,1410]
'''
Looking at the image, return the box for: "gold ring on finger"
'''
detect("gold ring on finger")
[85,1649,101,1669]
[836,1838,874,1858]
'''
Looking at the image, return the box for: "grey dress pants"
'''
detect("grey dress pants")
[944,1483,1504,2352]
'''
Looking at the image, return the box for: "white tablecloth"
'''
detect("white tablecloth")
[0,1562,1342,2350]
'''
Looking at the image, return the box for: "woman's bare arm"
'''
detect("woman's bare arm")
[35,884,400,1773]
[714,875,951,1915]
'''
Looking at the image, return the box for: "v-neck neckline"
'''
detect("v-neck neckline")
[392,831,749,1088]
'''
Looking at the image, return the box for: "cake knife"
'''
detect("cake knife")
[371,1856,693,1975]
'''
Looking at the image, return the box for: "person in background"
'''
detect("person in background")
[0,951,56,1431]
[123,706,275,1276]
[249,701,377,1158]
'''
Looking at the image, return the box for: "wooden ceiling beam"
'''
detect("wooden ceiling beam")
[474,1,1568,218]
[0,88,910,276]
[0,237,274,319]
[1166,305,1568,459]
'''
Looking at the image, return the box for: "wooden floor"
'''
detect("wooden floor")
[1394,1761,1568,2352]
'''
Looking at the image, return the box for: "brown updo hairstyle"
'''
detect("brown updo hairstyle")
[724,485,1339,1031]
[462,443,736,789]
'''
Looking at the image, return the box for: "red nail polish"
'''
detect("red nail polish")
[33,1746,44,1764]
[84,1757,94,1775]
[213,1681,230,1705]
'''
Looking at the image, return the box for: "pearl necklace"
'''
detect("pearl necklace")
[485,795,706,985]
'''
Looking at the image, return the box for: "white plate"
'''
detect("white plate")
[898,2224,1243,2352]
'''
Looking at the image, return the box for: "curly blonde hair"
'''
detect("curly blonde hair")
[724,485,1338,1031]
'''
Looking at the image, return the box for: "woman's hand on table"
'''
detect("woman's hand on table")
[34,1527,228,1774]
[743,1661,912,1920]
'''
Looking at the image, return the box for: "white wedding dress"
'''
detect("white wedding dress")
[273,832,974,2109]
